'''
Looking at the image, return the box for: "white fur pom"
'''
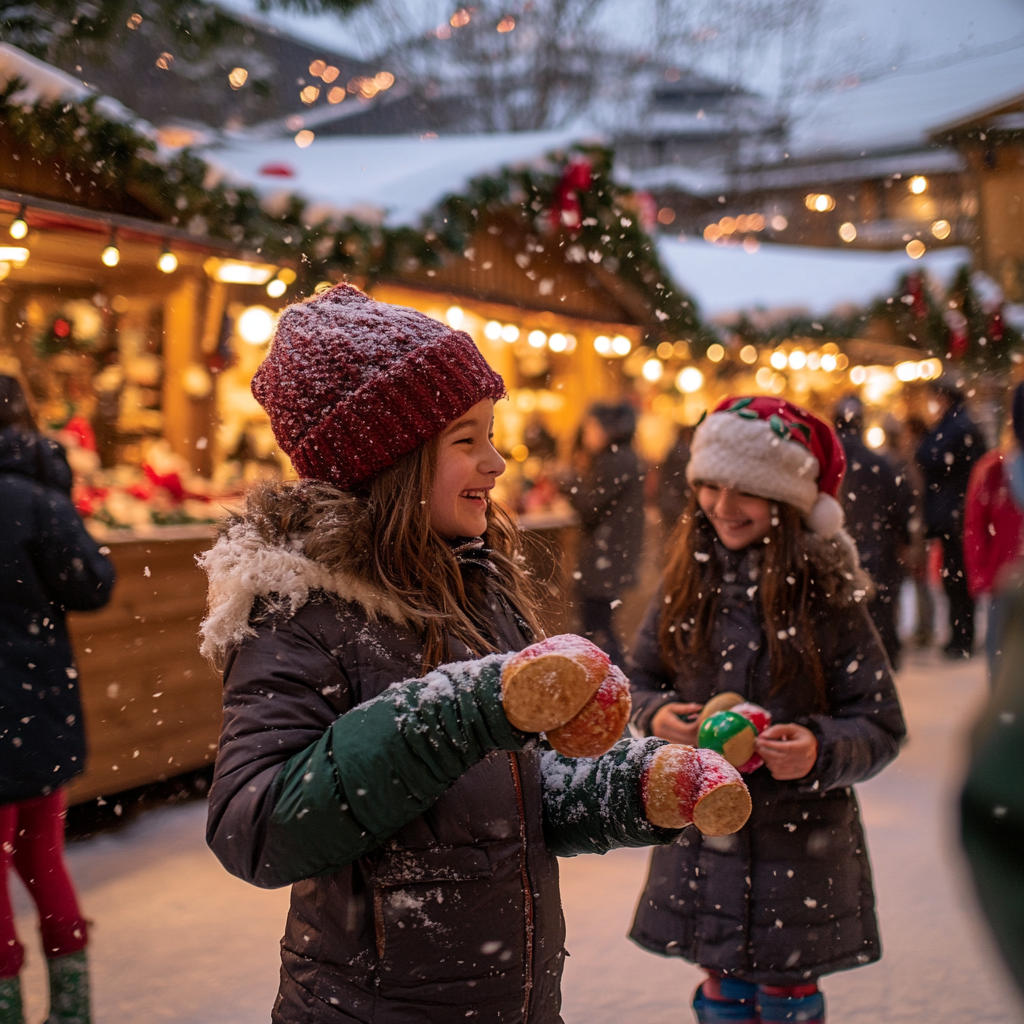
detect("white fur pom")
[806,493,844,538]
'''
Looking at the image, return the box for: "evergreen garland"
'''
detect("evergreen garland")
[0,83,704,343]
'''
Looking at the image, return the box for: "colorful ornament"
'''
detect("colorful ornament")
[696,694,772,773]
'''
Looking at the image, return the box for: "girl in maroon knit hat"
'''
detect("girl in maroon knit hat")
[199,285,751,1024]
[627,396,907,1024]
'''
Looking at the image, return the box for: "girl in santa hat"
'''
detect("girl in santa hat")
[627,395,907,1024]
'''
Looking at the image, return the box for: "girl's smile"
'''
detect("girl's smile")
[697,482,772,550]
[430,399,506,539]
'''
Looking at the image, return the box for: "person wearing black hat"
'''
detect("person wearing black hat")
[563,402,645,667]
[916,377,988,658]
[834,396,912,668]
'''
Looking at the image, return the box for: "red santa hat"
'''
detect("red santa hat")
[686,395,848,539]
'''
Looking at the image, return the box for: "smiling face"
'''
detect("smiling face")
[429,398,506,540]
[697,482,773,551]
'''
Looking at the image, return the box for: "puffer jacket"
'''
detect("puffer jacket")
[627,537,906,984]
[201,484,683,1024]
[0,426,116,802]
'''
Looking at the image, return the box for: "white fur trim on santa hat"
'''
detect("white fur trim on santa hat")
[806,493,845,539]
[687,411,820,514]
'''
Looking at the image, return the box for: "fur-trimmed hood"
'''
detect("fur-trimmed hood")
[198,482,412,662]
[799,528,874,607]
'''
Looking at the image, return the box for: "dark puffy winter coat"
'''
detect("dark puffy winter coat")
[202,484,681,1024]
[565,444,645,599]
[627,538,906,984]
[837,430,911,591]
[916,400,987,536]
[0,427,116,803]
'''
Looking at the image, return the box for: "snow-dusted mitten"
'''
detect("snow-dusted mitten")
[642,744,751,836]
[44,949,90,1024]
[0,976,22,1024]
[501,635,630,757]
[756,984,824,1023]
[691,976,757,1023]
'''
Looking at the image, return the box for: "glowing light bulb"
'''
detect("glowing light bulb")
[909,176,927,194]
[740,344,758,364]
[548,333,568,353]
[157,249,178,274]
[676,367,704,393]
[527,330,547,348]
[101,244,120,267]
[484,320,502,341]
[266,278,287,298]
[500,323,519,343]
[593,335,612,356]
[770,350,788,370]
[642,358,663,382]
[707,343,725,362]
[8,209,27,240]
[238,305,276,345]
[610,334,632,356]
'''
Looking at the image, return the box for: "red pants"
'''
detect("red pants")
[0,791,87,977]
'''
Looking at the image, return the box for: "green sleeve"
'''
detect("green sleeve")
[540,738,685,857]
[261,653,521,884]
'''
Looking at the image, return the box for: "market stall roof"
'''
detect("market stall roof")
[200,129,591,226]
[787,42,1024,158]
[657,238,970,320]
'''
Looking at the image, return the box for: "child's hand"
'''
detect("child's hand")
[651,702,703,745]
[755,723,818,780]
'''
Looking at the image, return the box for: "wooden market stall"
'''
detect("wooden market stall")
[0,182,286,802]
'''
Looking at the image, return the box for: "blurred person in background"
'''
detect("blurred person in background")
[894,415,934,647]
[834,396,911,668]
[964,382,1024,683]
[562,402,644,667]
[916,378,987,658]
[0,375,116,1024]
[656,424,693,539]
[960,570,1024,995]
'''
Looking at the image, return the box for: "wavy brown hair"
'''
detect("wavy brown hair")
[262,434,544,671]
[658,493,864,712]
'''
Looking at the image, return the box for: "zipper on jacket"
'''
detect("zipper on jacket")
[508,752,534,1022]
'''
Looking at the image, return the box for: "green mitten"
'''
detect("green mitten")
[0,976,22,1024]
[45,949,90,1024]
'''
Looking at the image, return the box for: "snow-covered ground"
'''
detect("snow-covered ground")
[11,651,1023,1023]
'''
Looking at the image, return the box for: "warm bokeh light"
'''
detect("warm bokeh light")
[295,130,315,148]
[266,278,287,298]
[300,85,320,104]
[865,426,886,448]
[755,366,773,388]
[770,350,788,370]
[497,15,515,31]
[657,341,674,359]
[677,367,704,393]
[850,365,867,385]
[909,176,928,194]
[740,344,758,364]
[895,360,920,382]
[704,223,722,242]
[788,350,807,370]
[500,324,519,343]
[593,335,612,355]
[484,320,502,341]
[838,222,857,242]
[445,305,464,328]
[101,244,120,267]
[157,250,178,274]
[931,219,951,240]
[706,343,725,362]
[771,215,788,231]
[820,353,838,372]
[805,193,835,212]
[642,358,663,382]
[309,60,327,77]
[9,213,27,240]
[906,239,926,259]
[527,329,547,348]
[657,207,676,225]
[611,335,632,357]
[238,305,276,345]
[548,333,568,352]
[228,67,248,89]
[0,246,29,267]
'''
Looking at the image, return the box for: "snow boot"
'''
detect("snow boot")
[0,975,22,1024]
[756,983,824,1023]
[44,949,90,1024]
[692,976,758,1023]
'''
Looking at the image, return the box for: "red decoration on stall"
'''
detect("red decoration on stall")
[550,158,592,231]
[988,310,1006,344]
[62,414,97,452]
[905,274,928,320]
[143,464,186,502]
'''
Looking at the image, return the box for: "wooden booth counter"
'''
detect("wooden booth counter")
[65,526,221,804]
[62,513,581,805]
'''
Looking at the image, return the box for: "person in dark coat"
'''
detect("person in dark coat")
[916,378,987,657]
[563,402,645,667]
[0,375,116,1024]
[833,396,911,668]
[657,425,693,534]
[201,287,741,1024]
[627,396,906,1024]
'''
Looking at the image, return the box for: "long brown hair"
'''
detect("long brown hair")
[658,493,840,710]
[284,435,544,671]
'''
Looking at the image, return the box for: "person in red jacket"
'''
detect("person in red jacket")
[964,382,1024,681]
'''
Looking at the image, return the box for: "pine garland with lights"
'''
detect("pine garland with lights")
[0,83,703,340]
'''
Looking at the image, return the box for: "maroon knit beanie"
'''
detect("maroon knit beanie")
[251,284,506,489]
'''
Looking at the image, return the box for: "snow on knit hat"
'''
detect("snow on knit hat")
[686,395,848,538]
[251,284,506,489]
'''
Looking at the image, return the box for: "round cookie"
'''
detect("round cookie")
[546,665,631,759]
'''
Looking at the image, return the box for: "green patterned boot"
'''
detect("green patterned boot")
[44,950,90,1024]
[0,975,23,1024]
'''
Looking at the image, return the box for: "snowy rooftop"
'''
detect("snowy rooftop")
[657,237,971,320]
[789,43,1024,157]
[200,130,588,226]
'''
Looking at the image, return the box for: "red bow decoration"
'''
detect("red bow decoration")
[550,158,592,231]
